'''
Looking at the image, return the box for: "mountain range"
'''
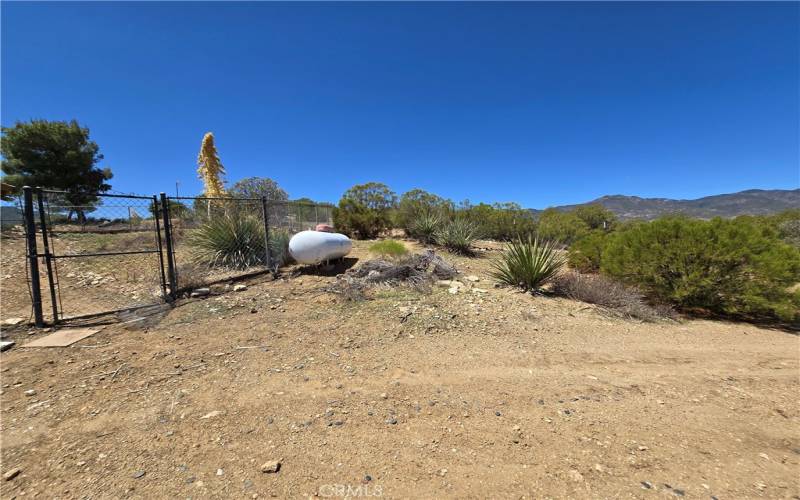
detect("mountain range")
[537,188,799,220]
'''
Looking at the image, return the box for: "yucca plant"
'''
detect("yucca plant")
[435,218,479,255]
[188,213,266,269]
[490,235,566,292]
[268,229,293,271]
[411,212,441,244]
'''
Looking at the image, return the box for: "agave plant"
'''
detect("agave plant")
[435,218,479,255]
[411,212,441,244]
[187,212,266,269]
[490,235,566,291]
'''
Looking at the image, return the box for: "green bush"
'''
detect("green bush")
[369,239,408,259]
[410,212,442,244]
[462,202,537,241]
[396,189,453,234]
[188,213,266,269]
[601,216,800,322]
[333,182,397,239]
[536,208,590,245]
[491,236,566,292]
[568,230,608,272]
[436,218,479,255]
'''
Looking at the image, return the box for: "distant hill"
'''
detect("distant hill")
[535,189,800,220]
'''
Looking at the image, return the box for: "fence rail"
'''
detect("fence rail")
[17,186,334,326]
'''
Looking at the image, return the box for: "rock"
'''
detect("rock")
[380,393,388,400]
[386,417,398,425]
[132,470,146,479]
[641,481,653,489]
[0,341,14,352]
[637,445,648,451]
[2,318,24,326]
[759,453,769,460]
[568,470,584,482]
[216,468,224,476]
[233,284,248,292]
[3,468,21,481]
[261,460,281,473]
[24,389,36,396]
[465,275,480,282]
[438,468,448,477]
[471,288,488,294]
[191,288,210,298]
[200,410,222,419]
[448,287,460,295]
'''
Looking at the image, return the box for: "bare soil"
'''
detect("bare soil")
[1,238,798,499]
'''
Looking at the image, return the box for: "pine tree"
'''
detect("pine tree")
[197,132,226,197]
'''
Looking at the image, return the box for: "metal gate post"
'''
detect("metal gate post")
[160,193,177,299]
[35,189,59,324]
[261,196,272,271]
[22,187,44,327]
[152,195,168,301]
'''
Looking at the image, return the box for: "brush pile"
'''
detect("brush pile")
[329,250,458,301]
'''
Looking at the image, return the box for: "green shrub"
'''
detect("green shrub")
[462,202,537,241]
[601,216,800,322]
[491,236,566,291]
[188,213,266,269]
[333,182,397,239]
[410,212,442,244]
[369,239,408,259]
[436,218,479,254]
[536,208,590,245]
[396,189,453,234]
[568,230,608,272]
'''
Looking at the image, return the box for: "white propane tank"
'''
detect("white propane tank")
[288,230,352,265]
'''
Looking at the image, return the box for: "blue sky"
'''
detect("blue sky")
[2,2,798,208]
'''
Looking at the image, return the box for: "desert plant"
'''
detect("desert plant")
[333,182,397,239]
[369,239,408,259]
[187,212,266,269]
[410,212,442,244]
[491,236,565,291]
[552,271,675,321]
[436,218,479,254]
[601,216,800,322]
[568,230,608,272]
[268,229,293,271]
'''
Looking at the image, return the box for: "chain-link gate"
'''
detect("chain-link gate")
[22,187,168,326]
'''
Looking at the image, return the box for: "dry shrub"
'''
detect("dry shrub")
[552,271,676,322]
[329,250,457,301]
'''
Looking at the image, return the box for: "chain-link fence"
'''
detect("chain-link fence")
[13,188,335,325]
[165,196,333,293]
[23,189,167,324]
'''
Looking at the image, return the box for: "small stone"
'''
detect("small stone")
[216,469,224,476]
[261,460,281,473]
[233,284,248,292]
[364,475,372,482]
[190,288,210,298]
[465,275,480,282]
[759,453,769,460]
[24,389,36,396]
[380,392,388,400]
[438,468,448,477]
[641,481,653,489]
[638,445,648,451]
[568,469,584,482]
[386,417,398,425]
[3,468,21,481]
[200,410,222,419]
[495,411,502,416]
[2,318,24,326]
[133,470,146,479]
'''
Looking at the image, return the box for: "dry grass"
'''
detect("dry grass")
[552,271,676,321]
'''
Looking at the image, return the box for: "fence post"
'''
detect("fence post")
[261,196,272,272]
[160,193,177,299]
[23,186,44,327]
[152,195,168,301]
[35,189,59,324]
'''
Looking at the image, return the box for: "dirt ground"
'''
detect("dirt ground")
[1,238,798,499]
